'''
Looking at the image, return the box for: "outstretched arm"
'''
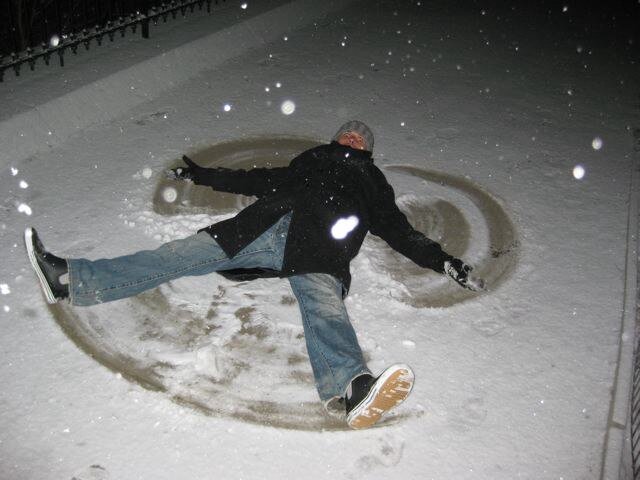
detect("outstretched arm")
[368,167,484,290]
[168,155,294,197]
[368,167,451,272]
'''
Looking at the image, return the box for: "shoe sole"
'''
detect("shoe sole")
[347,364,414,430]
[24,228,57,304]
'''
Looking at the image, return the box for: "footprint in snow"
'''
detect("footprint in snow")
[70,464,109,480]
[471,317,506,337]
[350,436,405,477]
[435,127,460,140]
[447,397,487,433]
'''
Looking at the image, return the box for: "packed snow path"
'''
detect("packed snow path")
[1,0,638,479]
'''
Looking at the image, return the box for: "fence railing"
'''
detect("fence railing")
[0,0,227,82]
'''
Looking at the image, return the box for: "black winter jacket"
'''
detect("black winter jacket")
[195,141,452,295]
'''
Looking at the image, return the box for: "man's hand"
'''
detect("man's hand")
[444,258,486,292]
[165,155,203,181]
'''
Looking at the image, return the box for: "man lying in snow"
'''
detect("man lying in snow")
[24,120,484,429]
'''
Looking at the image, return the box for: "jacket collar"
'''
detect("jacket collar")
[329,141,373,161]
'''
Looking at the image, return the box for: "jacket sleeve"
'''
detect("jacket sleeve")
[368,166,452,273]
[190,164,294,197]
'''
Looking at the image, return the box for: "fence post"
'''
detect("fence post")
[7,0,20,53]
[142,16,150,38]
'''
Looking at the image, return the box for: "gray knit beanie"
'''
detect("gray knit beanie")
[332,120,374,151]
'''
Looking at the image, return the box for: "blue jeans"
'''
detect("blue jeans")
[68,213,370,402]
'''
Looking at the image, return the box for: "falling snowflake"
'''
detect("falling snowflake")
[162,187,178,203]
[591,137,603,150]
[573,165,585,180]
[331,216,359,240]
[280,100,296,115]
[17,203,32,216]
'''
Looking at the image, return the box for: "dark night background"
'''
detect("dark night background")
[1,1,639,56]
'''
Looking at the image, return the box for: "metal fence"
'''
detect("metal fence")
[0,0,227,81]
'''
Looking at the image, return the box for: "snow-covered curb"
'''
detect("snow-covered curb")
[0,0,356,170]
[602,129,640,479]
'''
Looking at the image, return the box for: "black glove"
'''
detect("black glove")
[444,258,486,291]
[165,155,203,181]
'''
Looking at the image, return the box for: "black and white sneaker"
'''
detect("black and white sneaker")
[345,364,414,429]
[24,228,69,304]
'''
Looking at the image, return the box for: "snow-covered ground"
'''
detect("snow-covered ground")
[1,0,639,479]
